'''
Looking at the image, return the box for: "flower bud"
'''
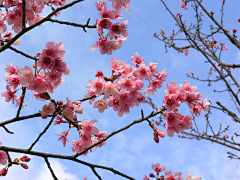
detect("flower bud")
[21,163,28,169]
[153,132,159,143]
[20,155,30,162]
[150,123,154,128]
[97,70,103,77]
[40,92,51,100]
[0,168,8,176]
[155,129,165,138]
[149,173,155,178]
[14,158,19,163]
[223,134,228,138]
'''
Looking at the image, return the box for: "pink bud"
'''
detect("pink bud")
[21,163,28,169]
[39,92,51,100]
[149,173,155,178]
[233,28,237,33]
[97,70,103,77]
[0,168,8,176]
[153,132,159,143]
[20,155,30,162]
[190,71,194,75]
[155,129,165,138]
[223,134,228,138]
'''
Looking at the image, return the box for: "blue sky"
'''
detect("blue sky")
[0,0,240,179]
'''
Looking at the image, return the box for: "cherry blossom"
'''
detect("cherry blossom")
[41,102,55,119]
[55,131,69,147]
[93,99,108,113]
[0,151,8,165]
[130,52,145,67]
[151,163,165,176]
[1,85,17,104]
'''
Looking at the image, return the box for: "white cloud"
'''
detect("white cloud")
[35,160,80,180]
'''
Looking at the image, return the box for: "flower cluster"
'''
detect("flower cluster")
[163,81,210,137]
[179,0,188,10]
[85,53,168,117]
[143,163,202,180]
[0,0,66,37]
[53,99,107,155]
[91,0,130,55]
[0,152,30,177]
[1,42,69,109]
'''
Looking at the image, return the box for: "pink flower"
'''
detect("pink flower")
[80,133,92,148]
[81,119,99,138]
[1,85,17,104]
[43,42,65,58]
[166,112,181,128]
[134,64,152,80]
[180,80,197,93]
[110,57,126,72]
[98,3,122,19]
[17,66,36,88]
[143,175,150,180]
[71,140,84,153]
[0,151,8,165]
[6,75,21,89]
[109,0,130,12]
[151,163,165,176]
[103,81,120,99]
[164,92,181,112]
[84,90,96,104]
[186,173,202,180]
[148,62,158,75]
[155,68,168,82]
[166,81,180,94]
[41,102,55,119]
[109,22,122,38]
[93,99,108,113]
[165,170,180,180]
[4,62,17,76]
[96,18,112,34]
[120,75,135,92]
[179,115,192,131]
[62,107,74,120]
[86,77,105,96]
[190,71,194,75]
[190,103,202,116]
[55,131,69,147]
[95,0,107,11]
[38,53,55,70]
[198,98,210,112]
[0,17,7,34]
[54,115,67,125]
[96,131,107,147]
[15,96,28,108]
[130,52,145,67]
[91,37,112,55]
[73,102,83,114]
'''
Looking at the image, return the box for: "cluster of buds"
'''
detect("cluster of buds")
[233,28,237,38]
[0,155,30,176]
